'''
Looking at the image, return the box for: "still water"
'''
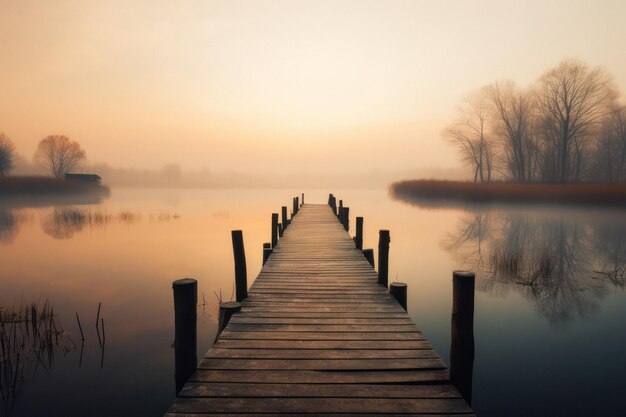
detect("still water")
[1,188,625,416]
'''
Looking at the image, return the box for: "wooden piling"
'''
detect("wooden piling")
[377,230,390,287]
[363,248,375,267]
[389,282,407,311]
[328,193,333,206]
[293,197,299,216]
[354,216,363,250]
[343,207,350,231]
[172,278,197,395]
[450,270,475,406]
[262,242,272,265]
[231,230,248,302]
[216,301,242,341]
[338,200,343,217]
[301,193,304,205]
[278,222,284,237]
[281,206,289,230]
[271,213,279,248]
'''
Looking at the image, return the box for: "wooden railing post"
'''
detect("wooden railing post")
[278,223,284,237]
[450,270,475,406]
[338,200,343,218]
[343,207,350,231]
[281,206,289,230]
[271,213,278,248]
[263,242,272,265]
[389,282,407,311]
[301,193,304,206]
[293,197,299,216]
[354,217,363,250]
[377,230,390,287]
[173,278,197,395]
[231,230,248,302]
[363,249,375,267]
[216,301,242,342]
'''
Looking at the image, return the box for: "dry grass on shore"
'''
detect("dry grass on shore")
[391,180,626,206]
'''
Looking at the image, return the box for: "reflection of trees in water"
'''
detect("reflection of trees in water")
[592,219,626,288]
[0,210,29,244]
[0,300,76,416]
[40,207,150,239]
[446,210,625,324]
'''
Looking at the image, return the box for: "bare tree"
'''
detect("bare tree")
[486,82,539,182]
[537,59,616,182]
[34,135,86,178]
[444,89,495,182]
[593,105,626,182]
[0,133,16,177]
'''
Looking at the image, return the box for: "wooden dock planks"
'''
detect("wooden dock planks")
[166,203,474,416]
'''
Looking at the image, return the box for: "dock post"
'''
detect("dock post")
[450,270,475,406]
[278,222,284,237]
[231,230,248,302]
[281,206,289,230]
[293,197,299,216]
[301,193,304,206]
[338,200,343,218]
[172,278,197,395]
[377,230,390,287]
[328,193,333,206]
[271,213,278,248]
[331,196,337,216]
[343,207,350,231]
[389,282,407,311]
[363,249,375,267]
[354,217,363,250]
[216,301,242,341]
[263,242,272,265]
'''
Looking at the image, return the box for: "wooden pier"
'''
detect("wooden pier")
[166,203,475,416]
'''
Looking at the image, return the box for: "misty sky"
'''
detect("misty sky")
[1,0,625,174]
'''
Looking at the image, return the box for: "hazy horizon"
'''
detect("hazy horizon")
[2,0,626,176]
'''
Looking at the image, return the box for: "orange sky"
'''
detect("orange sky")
[1,0,625,174]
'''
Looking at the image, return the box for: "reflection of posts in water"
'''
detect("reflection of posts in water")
[231,230,248,302]
[354,217,363,250]
[173,278,197,395]
[450,270,475,406]
[389,282,407,311]
[377,230,390,287]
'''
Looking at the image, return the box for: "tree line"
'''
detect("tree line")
[445,59,626,183]
[0,134,86,178]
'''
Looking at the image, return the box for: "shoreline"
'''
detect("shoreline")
[390,180,626,207]
[0,176,110,198]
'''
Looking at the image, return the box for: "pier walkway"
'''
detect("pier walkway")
[166,203,474,416]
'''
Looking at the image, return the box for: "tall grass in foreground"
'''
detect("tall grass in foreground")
[0,300,75,416]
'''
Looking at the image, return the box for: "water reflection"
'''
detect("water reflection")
[1,206,178,241]
[0,210,24,244]
[444,209,626,324]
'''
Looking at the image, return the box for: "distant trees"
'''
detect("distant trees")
[0,133,16,177]
[34,135,86,178]
[444,90,494,182]
[446,59,622,183]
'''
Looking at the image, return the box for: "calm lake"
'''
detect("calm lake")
[1,188,625,416]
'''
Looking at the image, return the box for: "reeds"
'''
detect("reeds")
[0,300,75,416]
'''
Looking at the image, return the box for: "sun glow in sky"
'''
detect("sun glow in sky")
[1,0,625,174]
